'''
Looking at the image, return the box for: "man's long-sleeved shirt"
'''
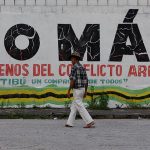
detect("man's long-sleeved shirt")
[69,63,88,89]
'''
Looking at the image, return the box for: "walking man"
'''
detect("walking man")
[65,51,95,128]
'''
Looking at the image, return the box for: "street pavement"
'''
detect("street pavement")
[0,119,150,150]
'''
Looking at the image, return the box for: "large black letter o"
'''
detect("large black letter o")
[4,24,40,61]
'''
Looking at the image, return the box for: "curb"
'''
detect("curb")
[0,108,150,119]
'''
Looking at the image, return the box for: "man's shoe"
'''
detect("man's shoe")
[83,121,95,128]
[65,124,73,127]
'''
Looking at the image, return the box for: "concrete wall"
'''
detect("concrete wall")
[0,0,149,14]
[0,1,150,108]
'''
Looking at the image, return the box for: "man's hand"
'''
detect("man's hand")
[67,90,71,98]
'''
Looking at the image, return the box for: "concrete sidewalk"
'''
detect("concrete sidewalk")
[0,119,150,150]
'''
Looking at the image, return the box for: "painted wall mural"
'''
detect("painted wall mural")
[0,9,150,108]
[1,85,150,108]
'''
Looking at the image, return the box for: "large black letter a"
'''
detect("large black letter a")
[109,9,149,62]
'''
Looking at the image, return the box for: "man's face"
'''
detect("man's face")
[71,57,76,65]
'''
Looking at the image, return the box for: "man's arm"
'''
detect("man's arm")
[67,79,75,98]
[67,66,76,98]
[84,82,88,98]
[84,71,88,98]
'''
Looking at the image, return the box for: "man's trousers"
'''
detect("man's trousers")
[66,88,94,126]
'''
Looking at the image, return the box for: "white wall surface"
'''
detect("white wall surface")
[0,1,149,108]
[0,1,150,89]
